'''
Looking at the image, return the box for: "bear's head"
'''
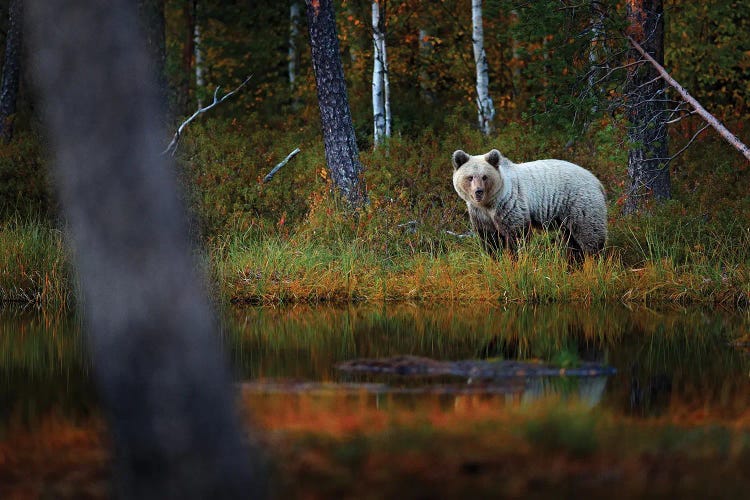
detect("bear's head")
[451,149,504,208]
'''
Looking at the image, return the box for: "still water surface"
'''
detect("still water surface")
[3,302,748,427]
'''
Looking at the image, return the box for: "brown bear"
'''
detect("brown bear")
[452,149,607,258]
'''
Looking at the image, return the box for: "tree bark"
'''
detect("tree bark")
[305,0,366,206]
[0,0,23,143]
[624,0,669,213]
[25,0,264,497]
[472,0,494,135]
[372,0,391,147]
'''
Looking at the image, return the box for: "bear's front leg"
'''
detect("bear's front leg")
[493,215,529,258]
[469,209,503,258]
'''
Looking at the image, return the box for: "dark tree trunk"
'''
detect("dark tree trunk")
[624,0,669,214]
[305,0,366,206]
[136,0,169,117]
[0,0,23,143]
[25,0,264,497]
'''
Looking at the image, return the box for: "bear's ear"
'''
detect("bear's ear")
[452,150,470,170]
[485,149,501,169]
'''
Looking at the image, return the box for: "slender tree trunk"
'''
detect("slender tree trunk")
[193,0,204,107]
[588,1,605,90]
[418,28,435,103]
[136,0,168,116]
[305,0,366,206]
[472,0,494,135]
[25,0,264,498]
[0,0,23,143]
[624,0,669,213]
[372,0,391,147]
[509,9,521,100]
[288,2,300,90]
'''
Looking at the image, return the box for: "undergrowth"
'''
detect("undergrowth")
[1,118,748,309]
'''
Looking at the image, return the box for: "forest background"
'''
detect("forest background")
[0,0,748,307]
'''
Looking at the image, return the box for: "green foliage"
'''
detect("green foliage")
[665,0,750,122]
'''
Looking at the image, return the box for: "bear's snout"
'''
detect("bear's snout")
[474,189,484,201]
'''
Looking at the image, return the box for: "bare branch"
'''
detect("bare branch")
[628,37,750,162]
[262,147,301,183]
[162,75,253,156]
[665,110,698,125]
[651,123,710,166]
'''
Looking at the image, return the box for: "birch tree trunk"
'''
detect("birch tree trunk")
[0,0,23,143]
[193,1,205,107]
[306,0,366,206]
[372,0,391,147]
[25,0,263,497]
[624,0,669,213]
[588,1,605,91]
[472,0,494,135]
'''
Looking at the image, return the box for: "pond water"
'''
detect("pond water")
[2,303,750,495]
[3,303,748,425]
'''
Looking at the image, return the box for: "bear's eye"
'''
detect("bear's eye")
[482,175,487,181]
[467,176,473,181]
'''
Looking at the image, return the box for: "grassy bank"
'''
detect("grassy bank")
[1,208,748,308]
[215,217,749,306]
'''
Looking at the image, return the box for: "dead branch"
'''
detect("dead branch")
[445,230,474,239]
[652,123,710,166]
[263,147,301,183]
[163,75,253,156]
[628,37,750,162]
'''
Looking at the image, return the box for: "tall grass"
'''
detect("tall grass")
[213,212,749,306]
[2,204,747,308]
[0,216,72,307]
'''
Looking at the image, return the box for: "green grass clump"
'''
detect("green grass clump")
[0,216,72,307]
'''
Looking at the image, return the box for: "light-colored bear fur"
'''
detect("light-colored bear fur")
[452,149,607,258]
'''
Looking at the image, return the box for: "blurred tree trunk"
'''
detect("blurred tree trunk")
[305,0,366,206]
[0,0,23,143]
[624,0,669,213]
[472,0,494,136]
[372,0,390,147]
[136,0,168,117]
[25,0,264,497]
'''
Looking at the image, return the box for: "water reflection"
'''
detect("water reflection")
[1,302,749,429]
[0,307,95,433]
[225,303,750,418]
